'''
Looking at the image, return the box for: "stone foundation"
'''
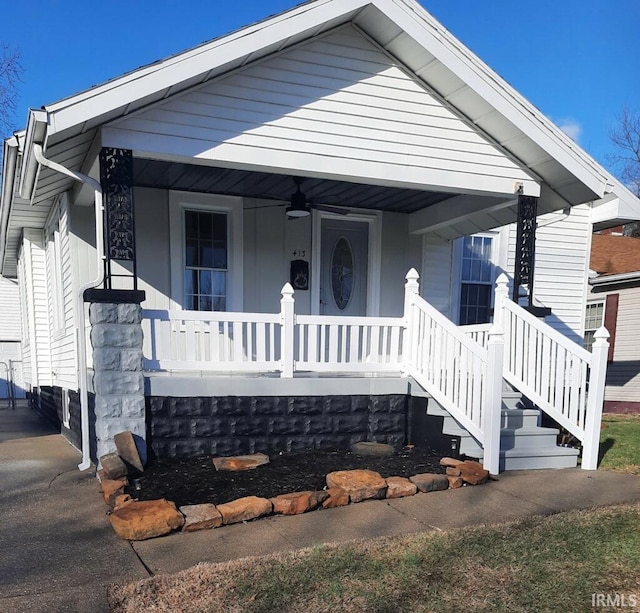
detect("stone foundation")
[147,394,409,458]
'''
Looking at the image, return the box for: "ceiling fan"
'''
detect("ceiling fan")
[245,177,351,218]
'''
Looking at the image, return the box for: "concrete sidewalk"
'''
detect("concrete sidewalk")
[2,406,640,611]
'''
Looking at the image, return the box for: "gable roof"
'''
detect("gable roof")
[2,0,640,276]
[590,234,640,276]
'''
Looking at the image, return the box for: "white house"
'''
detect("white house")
[2,0,639,473]
[0,276,25,401]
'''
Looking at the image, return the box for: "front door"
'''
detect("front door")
[320,218,368,316]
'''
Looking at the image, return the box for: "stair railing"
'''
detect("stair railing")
[404,269,503,473]
[493,273,609,470]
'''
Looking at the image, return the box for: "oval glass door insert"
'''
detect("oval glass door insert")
[331,236,354,310]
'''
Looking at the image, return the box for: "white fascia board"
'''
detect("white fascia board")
[45,0,367,135]
[590,271,640,286]
[0,136,20,275]
[591,190,640,230]
[376,0,610,199]
[18,110,48,202]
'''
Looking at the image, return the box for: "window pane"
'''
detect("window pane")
[185,239,198,267]
[212,271,226,297]
[199,295,212,311]
[199,270,212,295]
[184,269,197,296]
[212,214,227,241]
[212,296,226,311]
[185,210,198,239]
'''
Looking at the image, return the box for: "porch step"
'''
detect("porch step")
[426,392,579,471]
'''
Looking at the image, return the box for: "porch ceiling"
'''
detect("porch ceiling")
[133,159,456,214]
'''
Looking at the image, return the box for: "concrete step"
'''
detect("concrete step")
[470,445,580,471]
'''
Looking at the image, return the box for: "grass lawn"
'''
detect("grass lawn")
[599,414,640,474]
[108,503,640,613]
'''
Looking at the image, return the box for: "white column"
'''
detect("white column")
[582,326,610,470]
[280,283,295,378]
[403,268,420,375]
[482,322,504,474]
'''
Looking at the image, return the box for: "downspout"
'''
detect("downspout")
[33,144,104,471]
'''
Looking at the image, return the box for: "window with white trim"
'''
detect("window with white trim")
[584,301,605,352]
[458,235,494,325]
[184,210,228,311]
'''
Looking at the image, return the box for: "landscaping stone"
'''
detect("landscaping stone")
[100,477,127,507]
[446,476,464,489]
[409,473,450,493]
[212,453,270,472]
[445,466,462,477]
[351,441,395,457]
[322,487,350,508]
[385,476,417,498]
[180,503,223,532]
[114,431,145,473]
[99,453,128,480]
[271,491,328,515]
[109,499,184,540]
[113,494,134,509]
[217,496,273,525]
[457,460,490,485]
[440,456,463,467]
[326,469,387,503]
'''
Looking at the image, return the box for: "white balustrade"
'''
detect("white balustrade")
[461,323,491,347]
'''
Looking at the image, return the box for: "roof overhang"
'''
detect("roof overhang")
[590,184,640,231]
[590,270,640,287]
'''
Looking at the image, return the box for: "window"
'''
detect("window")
[584,301,605,352]
[184,210,228,311]
[458,235,494,325]
[169,193,243,312]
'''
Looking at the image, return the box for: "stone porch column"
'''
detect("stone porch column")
[85,289,146,460]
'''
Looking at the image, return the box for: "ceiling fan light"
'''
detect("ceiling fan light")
[286,204,310,217]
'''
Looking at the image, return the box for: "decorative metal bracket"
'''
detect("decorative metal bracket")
[99,147,137,290]
[513,193,538,305]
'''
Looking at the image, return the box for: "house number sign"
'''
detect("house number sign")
[99,147,136,262]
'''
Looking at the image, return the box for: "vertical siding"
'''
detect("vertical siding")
[17,245,32,386]
[22,229,52,386]
[588,284,640,404]
[506,204,591,342]
[46,198,78,389]
[421,235,453,317]
[0,277,22,340]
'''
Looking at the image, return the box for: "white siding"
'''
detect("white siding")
[505,204,592,343]
[46,198,78,389]
[421,235,453,317]
[22,229,52,386]
[105,26,537,197]
[0,277,22,341]
[16,246,32,386]
[588,284,640,404]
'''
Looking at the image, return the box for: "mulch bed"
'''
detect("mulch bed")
[131,447,446,507]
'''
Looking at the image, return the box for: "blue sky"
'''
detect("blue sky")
[2,0,638,175]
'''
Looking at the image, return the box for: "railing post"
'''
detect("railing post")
[581,326,610,470]
[493,273,509,329]
[403,268,420,375]
[280,283,295,378]
[482,323,504,474]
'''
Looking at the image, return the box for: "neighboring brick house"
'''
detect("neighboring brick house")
[588,232,640,413]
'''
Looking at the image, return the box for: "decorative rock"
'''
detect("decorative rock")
[217,496,272,525]
[180,504,223,532]
[446,476,464,489]
[322,487,350,508]
[326,469,387,503]
[114,494,134,509]
[409,473,450,493]
[457,460,490,485]
[271,491,328,515]
[114,431,145,473]
[440,457,463,467]
[212,453,270,472]
[109,499,184,540]
[385,476,417,499]
[445,466,462,477]
[350,441,395,457]
[99,453,128,480]
[101,477,127,507]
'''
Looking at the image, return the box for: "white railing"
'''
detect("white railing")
[141,309,282,372]
[296,315,405,372]
[493,274,608,470]
[461,323,491,347]
[404,270,502,465]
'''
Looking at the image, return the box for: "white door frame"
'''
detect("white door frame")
[311,209,382,316]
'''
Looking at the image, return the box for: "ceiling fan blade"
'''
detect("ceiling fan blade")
[310,203,350,215]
